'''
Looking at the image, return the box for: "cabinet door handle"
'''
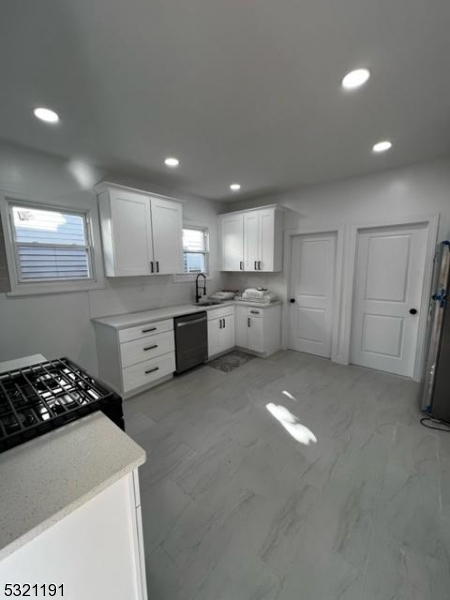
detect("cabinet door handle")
[240,261,244,270]
[142,327,157,333]
[219,319,222,329]
[250,310,260,315]
[254,261,257,270]
[143,344,158,351]
[145,366,159,374]
[156,261,160,273]
[248,317,251,327]
[223,318,226,328]
[258,261,262,270]
[150,261,154,273]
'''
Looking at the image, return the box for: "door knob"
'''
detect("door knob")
[409,308,418,315]
[290,298,296,304]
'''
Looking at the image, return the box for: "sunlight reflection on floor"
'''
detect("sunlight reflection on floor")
[266,403,317,446]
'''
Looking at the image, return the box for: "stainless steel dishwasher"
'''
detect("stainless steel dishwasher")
[174,312,208,373]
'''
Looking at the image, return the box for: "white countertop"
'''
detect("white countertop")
[91,300,282,330]
[0,354,46,372]
[0,412,146,561]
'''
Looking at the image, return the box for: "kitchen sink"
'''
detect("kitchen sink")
[192,301,222,307]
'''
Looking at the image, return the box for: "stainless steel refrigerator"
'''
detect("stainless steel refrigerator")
[421,241,450,420]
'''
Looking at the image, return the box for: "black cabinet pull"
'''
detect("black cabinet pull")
[240,261,244,270]
[409,308,418,315]
[150,261,154,273]
[223,318,226,328]
[142,327,157,333]
[219,319,222,329]
[156,261,160,273]
[258,261,262,270]
[289,299,296,304]
[248,317,251,327]
[145,366,159,374]
[254,261,257,270]
[250,310,260,315]
[143,344,158,351]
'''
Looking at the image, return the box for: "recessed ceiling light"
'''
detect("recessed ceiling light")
[341,68,371,90]
[164,157,179,167]
[230,183,241,191]
[33,107,60,123]
[372,140,392,153]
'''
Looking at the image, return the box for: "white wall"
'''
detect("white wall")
[0,141,224,373]
[224,157,450,300]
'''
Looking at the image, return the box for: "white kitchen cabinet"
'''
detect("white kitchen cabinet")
[243,211,259,271]
[93,317,176,397]
[219,206,284,272]
[235,304,282,357]
[207,306,235,358]
[219,212,244,271]
[150,196,183,274]
[97,183,183,277]
[0,471,147,600]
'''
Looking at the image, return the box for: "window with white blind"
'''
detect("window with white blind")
[182,227,209,274]
[1,198,104,295]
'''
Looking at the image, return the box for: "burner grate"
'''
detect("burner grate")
[0,357,123,453]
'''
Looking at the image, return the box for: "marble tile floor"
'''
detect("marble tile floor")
[123,350,450,600]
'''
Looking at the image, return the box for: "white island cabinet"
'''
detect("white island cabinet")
[96,182,183,277]
[0,412,148,600]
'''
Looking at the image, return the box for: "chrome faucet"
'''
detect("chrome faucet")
[195,273,207,303]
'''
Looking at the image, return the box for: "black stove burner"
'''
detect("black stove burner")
[0,357,124,453]
[2,411,35,434]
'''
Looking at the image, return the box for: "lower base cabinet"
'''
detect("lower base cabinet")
[207,307,235,358]
[0,471,147,600]
[93,318,175,397]
[235,304,282,357]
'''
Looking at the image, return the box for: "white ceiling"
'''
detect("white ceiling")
[1,0,450,200]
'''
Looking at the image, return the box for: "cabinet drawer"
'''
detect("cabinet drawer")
[207,305,235,321]
[122,352,175,393]
[120,330,175,368]
[247,307,263,317]
[119,318,173,343]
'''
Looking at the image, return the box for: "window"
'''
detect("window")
[0,197,104,295]
[10,205,92,281]
[182,227,209,274]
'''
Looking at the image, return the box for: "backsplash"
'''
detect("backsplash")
[224,272,286,301]
[88,272,223,319]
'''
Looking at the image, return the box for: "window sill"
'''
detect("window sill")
[6,280,105,297]
[172,272,212,283]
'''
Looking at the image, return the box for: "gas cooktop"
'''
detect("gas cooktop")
[0,357,123,453]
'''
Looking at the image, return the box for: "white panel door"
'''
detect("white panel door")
[289,233,336,358]
[220,213,244,271]
[244,212,259,271]
[150,197,183,274]
[110,191,153,276]
[351,224,427,376]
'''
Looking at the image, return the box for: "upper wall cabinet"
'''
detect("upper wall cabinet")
[219,206,284,272]
[96,183,183,277]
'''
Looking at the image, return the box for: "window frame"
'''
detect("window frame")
[173,224,211,282]
[0,194,105,296]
